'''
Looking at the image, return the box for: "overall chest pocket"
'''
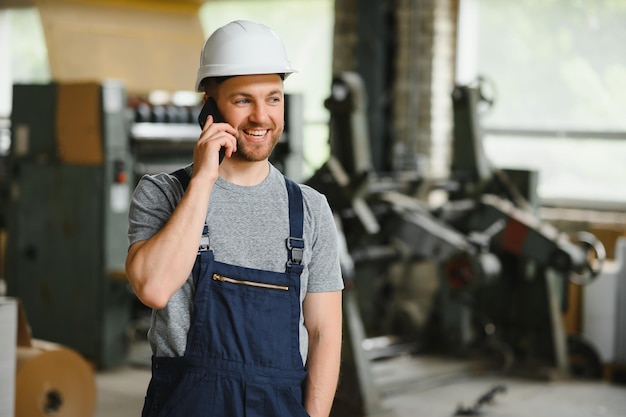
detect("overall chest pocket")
[205,268,297,369]
[212,273,289,291]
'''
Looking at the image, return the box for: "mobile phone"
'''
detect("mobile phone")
[197,97,227,163]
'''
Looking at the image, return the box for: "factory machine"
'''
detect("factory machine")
[311,73,606,417]
[6,81,133,369]
[4,81,304,368]
[427,81,606,374]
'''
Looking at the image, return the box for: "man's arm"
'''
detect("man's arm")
[126,116,237,309]
[125,175,213,309]
[303,290,343,417]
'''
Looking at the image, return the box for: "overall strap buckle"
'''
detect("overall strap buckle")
[199,225,210,253]
[286,237,304,266]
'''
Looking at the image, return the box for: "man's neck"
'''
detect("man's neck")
[218,159,270,186]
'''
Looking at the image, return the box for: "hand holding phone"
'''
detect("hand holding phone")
[197,97,227,163]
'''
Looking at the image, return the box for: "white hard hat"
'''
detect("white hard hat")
[195,20,297,92]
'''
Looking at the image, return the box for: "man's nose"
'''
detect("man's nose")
[249,103,269,123]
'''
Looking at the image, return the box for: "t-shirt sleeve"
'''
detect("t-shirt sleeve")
[304,187,345,293]
[127,172,184,247]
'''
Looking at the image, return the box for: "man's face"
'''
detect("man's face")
[214,74,285,162]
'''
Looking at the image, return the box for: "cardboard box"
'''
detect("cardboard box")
[56,82,103,165]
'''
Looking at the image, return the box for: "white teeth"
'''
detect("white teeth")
[245,129,267,138]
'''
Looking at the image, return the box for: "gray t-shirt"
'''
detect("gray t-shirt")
[128,163,343,364]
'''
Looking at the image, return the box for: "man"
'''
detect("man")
[125,20,343,417]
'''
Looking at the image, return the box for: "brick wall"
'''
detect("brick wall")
[332,0,459,178]
[332,0,358,73]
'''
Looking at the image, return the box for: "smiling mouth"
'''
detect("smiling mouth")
[243,129,269,141]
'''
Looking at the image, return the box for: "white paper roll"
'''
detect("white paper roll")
[0,298,17,417]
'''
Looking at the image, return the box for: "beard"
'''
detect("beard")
[233,125,283,162]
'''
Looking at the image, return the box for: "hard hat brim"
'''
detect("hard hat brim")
[195,67,297,92]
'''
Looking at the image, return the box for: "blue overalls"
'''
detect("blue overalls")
[141,171,309,417]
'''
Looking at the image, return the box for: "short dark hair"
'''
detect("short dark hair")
[201,73,286,92]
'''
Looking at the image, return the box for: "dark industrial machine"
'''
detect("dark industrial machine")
[311,72,606,417]
[6,81,133,369]
[435,80,606,374]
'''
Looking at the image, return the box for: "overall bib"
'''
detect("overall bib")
[141,173,309,417]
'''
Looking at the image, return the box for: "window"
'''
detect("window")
[0,7,51,118]
[0,8,51,154]
[457,0,626,206]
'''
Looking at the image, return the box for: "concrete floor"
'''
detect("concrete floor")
[94,350,626,417]
[95,365,149,417]
[370,355,626,417]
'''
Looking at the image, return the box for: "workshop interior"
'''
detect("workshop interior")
[1,0,625,416]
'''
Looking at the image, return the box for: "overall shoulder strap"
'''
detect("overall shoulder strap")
[284,177,304,269]
[170,168,191,191]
